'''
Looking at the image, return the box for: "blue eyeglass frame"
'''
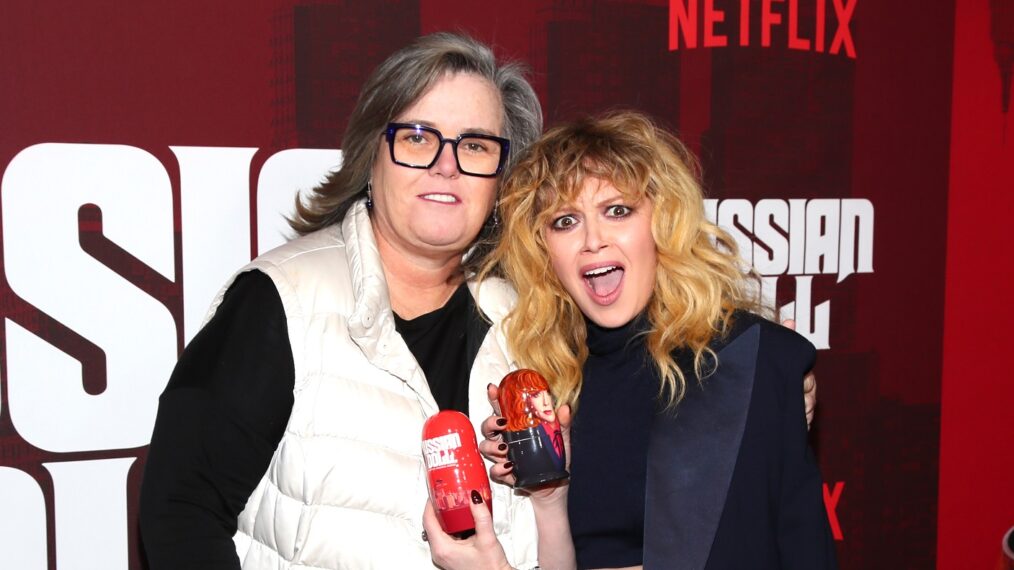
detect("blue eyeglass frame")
[384,122,511,178]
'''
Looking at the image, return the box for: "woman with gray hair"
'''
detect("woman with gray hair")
[140,32,547,569]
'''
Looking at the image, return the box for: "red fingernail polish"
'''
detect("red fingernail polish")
[498,443,507,451]
[496,418,507,427]
[471,490,483,504]
[504,462,514,470]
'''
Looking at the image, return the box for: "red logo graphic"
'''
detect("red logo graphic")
[669,0,856,58]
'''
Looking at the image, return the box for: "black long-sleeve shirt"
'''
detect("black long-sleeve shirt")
[568,317,659,569]
[140,271,294,569]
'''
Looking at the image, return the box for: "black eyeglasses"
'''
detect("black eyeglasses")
[384,123,510,178]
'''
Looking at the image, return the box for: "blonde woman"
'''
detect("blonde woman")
[473,111,838,570]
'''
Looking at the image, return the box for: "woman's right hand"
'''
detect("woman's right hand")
[782,319,818,430]
[423,495,514,570]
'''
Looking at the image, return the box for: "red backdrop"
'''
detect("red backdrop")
[0,1,1010,568]
[940,0,1014,568]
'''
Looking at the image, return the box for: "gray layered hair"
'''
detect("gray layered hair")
[290,32,543,270]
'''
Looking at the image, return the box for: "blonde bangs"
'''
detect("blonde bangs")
[530,144,652,225]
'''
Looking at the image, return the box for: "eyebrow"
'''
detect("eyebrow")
[399,119,500,137]
[593,192,630,208]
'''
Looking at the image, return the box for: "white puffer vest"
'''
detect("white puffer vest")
[202,201,537,569]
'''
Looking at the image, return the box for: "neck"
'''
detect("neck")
[375,229,464,319]
[585,314,649,356]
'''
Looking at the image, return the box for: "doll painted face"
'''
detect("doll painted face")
[500,369,558,430]
[527,390,556,423]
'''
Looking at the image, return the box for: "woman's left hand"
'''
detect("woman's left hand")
[479,384,572,503]
[422,493,514,570]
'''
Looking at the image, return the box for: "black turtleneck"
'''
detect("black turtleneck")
[568,317,661,570]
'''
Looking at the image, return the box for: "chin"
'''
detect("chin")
[416,230,470,250]
[584,308,638,329]
[419,226,480,249]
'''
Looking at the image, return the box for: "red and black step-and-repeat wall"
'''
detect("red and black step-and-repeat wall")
[1,1,1011,569]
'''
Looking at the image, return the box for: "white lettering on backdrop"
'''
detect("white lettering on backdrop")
[0,143,341,568]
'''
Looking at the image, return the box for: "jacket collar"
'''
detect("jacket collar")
[342,200,520,418]
[342,200,439,415]
[643,323,761,569]
[465,277,517,419]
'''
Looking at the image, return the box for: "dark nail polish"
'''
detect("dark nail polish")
[421,530,428,542]
[471,490,483,504]
[487,383,495,390]
[498,443,508,451]
[504,462,514,470]
[496,418,507,427]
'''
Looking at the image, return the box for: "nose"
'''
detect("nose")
[430,140,460,177]
[581,218,607,253]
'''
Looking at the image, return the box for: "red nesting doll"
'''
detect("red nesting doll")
[422,411,492,536]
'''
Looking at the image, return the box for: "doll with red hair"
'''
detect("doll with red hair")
[498,369,569,487]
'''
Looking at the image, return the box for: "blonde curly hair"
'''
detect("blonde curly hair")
[479,111,764,410]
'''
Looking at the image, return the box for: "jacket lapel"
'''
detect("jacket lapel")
[643,323,760,570]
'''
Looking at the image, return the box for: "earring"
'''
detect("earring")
[366,181,374,210]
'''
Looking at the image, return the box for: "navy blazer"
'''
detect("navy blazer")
[642,314,838,570]
[536,422,567,471]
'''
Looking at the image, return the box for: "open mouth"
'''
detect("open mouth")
[420,193,458,204]
[583,265,624,298]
